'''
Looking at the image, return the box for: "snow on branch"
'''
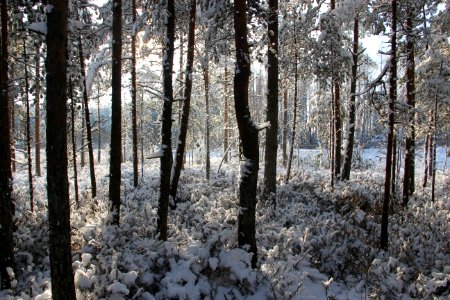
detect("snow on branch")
[28,22,47,36]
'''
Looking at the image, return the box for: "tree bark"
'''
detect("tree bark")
[45,0,76,297]
[109,0,122,225]
[170,0,196,200]
[131,0,138,187]
[0,0,14,289]
[204,63,210,180]
[423,134,429,188]
[23,38,34,212]
[286,25,298,185]
[224,64,229,163]
[380,0,397,250]
[341,17,359,181]
[78,36,97,198]
[234,0,259,268]
[402,4,416,207]
[97,85,101,163]
[69,78,80,207]
[35,45,41,177]
[157,0,175,240]
[282,88,288,167]
[263,0,279,202]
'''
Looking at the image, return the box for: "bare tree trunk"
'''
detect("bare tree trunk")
[170,0,195,201]
[157,0,175,240]
[0,0,14,289]
[380,0,397,250]
[423,134,429,188]
[402,4,416,207]
[109,0,123,225]
[234,0,259,268]
[282,88,288,167]
[204,63,210,180]
[330,0,342,181]
[81,99,86,167]
[10,90,15,173]
[69,78,80,207]
[131,0,138,187]
[97,85,101,163]
[140,92,144,180]
[224,64,229,163]
[391,133,397,199]
[45,0,76,297]
[78,37,97,198]
[263,0,279,202]
[23,38,34,212]
[35,46,41,177]
[431,92,438,202]
[341,17,359,181]
[285,23,298,184]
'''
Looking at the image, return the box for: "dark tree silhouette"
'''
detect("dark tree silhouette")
[109,0,123,225]
[263,0,279,202]
[45,0,76,297]
[131,0,138,187]
[0,0,14,290]
[234,0,259,268]
[380,0,397,250]
[157,0,175,241]
[171,0,196,201]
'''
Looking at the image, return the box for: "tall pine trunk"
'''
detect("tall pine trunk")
[170,0,196,200]
[35,46,41,177]
[69,78,80,207]
[402,4,416,207]
[78,37,97,198]
[380,0,397,250]
[23,38,34,212]
[341,17,359,181]
[204,62,210,180]
[223,64,229,163]
[97,85,101,163]
[263,0,279,202]
[131,0,138,187]
[45,0,76,297]
[285,26,298,185]
[234,0,259,268]
[109,0,123,225]
[282,88,288,167]
[0,0,14,289]
[157,0,175,240]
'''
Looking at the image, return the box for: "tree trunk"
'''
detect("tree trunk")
[333,79,342,180]
[341,17,359,181]
[97,85,101,163]
[109,0,123,225]
[81,99,86,167]
[263,0,279,202]
[35,45,41,177]
[69,78,80,207]
[131,0,138,187]
[380,0,397,251]
[330,0,342,181]
[0,0,14,289]
[45,0,76,297]
[23,38,34,212]
[204,63,210,180]
[234,0,259,268]
[224,64,229,163]
[285,50,298,185]
[423,134,429,188]
[157,0,175,241]
[78,37,97,198]
[10,89,15,173]
[402,5,416,207]
[282,88,288,167]
[170,0,196,200]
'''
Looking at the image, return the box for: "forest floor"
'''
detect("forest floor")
[1,147,449,299]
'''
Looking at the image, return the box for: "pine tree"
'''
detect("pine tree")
[45,0,76,297]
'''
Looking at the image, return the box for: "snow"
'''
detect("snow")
[2,147,449,299]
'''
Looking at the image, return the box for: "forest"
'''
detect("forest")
[0,0,449,299]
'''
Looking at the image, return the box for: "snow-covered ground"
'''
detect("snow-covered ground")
[1,148,449,299]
